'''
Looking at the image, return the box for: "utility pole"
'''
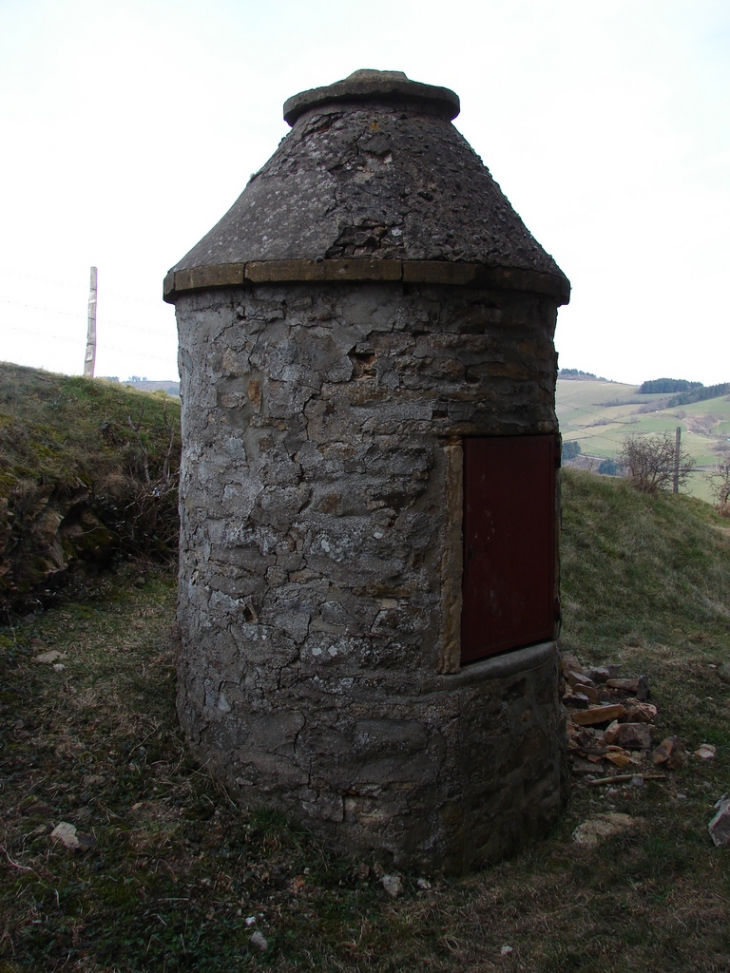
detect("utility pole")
[84,266,97,378]
[673,426,681,494]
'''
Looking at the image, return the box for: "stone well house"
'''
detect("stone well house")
[164,70,570,873]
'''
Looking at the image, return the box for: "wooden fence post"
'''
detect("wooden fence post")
[673,426,681,494]
[84,266,97,378]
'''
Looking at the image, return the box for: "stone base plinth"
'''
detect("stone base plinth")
[178,640,566,874]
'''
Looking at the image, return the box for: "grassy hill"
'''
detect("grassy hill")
[557,377,730,502]
[0,362,180,615]
[1,462,730,970]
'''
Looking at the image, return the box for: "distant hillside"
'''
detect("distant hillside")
[0,363,181,615]
[123,379,180,397]
[558,368,610,382]
[557,377,730,503]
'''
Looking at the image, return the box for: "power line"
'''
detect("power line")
[1,299,174,338]
[1,322,176,364]
[0,268,166,309]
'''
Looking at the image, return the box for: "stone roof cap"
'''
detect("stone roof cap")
[165,70,570,305]
[283,69,460,125]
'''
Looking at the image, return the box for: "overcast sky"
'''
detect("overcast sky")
[1,0,728,385]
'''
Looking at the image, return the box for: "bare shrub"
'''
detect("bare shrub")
[91,403,180,561]
[619,432,694,495]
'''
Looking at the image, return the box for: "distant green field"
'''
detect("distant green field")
[556,378,730,503]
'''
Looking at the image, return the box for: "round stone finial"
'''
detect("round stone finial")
[283,68,460,126]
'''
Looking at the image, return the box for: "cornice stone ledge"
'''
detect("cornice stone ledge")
[164,260,570,304]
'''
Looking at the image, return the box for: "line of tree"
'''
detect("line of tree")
[598,458,622,477]
[666,383,730,408]
[638,378,703,394]
[558,368,608,381]
[562,440,582,460]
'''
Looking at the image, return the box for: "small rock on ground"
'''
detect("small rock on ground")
[709,797,730,847]
[35,651,66,664]
[381,874,403,897]
[695,744,717,760]
[50,822,79,850]
[250,930,268,952]
[615,722,652,750]
[653,736,688,769]
[49,821,95,851]
[572,813,635,847]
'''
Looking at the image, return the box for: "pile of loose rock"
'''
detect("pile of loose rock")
[562,651,713,785]
[561,652,730,848]
[562,651,729,847]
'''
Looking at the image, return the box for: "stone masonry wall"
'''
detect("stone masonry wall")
[175,280,563,871]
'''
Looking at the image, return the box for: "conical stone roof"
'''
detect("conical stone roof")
[164,70,569,304]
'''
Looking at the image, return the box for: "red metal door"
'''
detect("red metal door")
[461,435,557,664]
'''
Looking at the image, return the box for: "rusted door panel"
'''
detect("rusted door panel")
[461,435,556,665]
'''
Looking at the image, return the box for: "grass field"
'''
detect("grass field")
[557,379,730,503]
[1,470,730,972]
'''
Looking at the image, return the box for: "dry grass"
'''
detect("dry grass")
[1,471,730,971]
